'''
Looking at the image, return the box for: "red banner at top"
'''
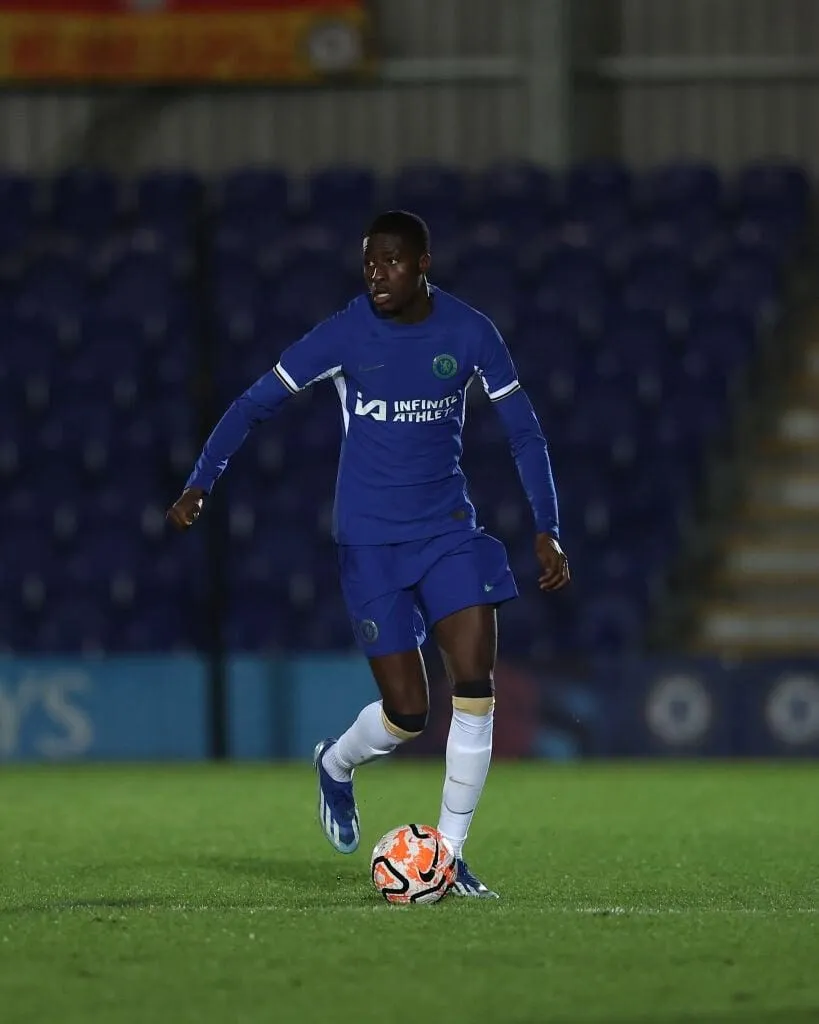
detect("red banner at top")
[0,0,373,82]
[0,1,359,10]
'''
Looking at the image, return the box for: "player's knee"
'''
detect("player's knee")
[381,705,428,741]
[452,679,495,716]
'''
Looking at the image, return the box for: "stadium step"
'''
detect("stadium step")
[709,579,819,607]
[745,470,819,509]
[695,606,819,655]
[735,506,819,536]
[709,539,819,609]
[691,315,819,657]
[720,541,819,580]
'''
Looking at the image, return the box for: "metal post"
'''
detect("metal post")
[524,0,571,167]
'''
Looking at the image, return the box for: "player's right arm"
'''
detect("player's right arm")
[166,313,345,530]
[474,313,569,591]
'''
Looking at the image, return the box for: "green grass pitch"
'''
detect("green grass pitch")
[0,761,817,1024]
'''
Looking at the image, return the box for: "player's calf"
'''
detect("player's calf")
[437,680,495,861]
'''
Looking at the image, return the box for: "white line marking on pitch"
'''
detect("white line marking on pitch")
[10,903,816,916]
[572,907,818,916]
[160,904,819,916]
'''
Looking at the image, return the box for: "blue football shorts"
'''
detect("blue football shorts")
[337,528,519,656]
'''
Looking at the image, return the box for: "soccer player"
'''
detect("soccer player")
[167,210,569,899]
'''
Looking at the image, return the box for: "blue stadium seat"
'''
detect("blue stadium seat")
[390,163,467,235]
[274,221,347,266]
[734,161,810,221]
[454,223,516,280]
[0,314,62,382]
[34,597,111,653]
[611,217,717,277]
[214,211,289,256]
[17,252,89,319]
[99,252,183,318]
[136,170,202,223]
[266,260,355,325]
[565,160,632,215]
[114,600,201,652]
[392,162,465,207]
[0,172,35,255]
[575,591,646,656]
[215,263,263,320]
[220,168,290,219]
[52,168,121,240]
[65,332,143,395]
[621,252,695,318]
[733,214,800,262]
[308,165,377,218]
[223,598,293,651]
[297,596,356,652]
[472,161,554,230]
[637,161,722,217]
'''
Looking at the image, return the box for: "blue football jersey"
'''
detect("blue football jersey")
[186,287,559,545]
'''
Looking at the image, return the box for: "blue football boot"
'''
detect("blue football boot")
[450,858,499,899]
[313,739,360,854]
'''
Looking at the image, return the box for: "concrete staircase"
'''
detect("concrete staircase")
[694,323,819,655]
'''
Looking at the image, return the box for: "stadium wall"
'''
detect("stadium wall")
[0,0,818,174]
[1,655,818,763]
[578,0,819,171]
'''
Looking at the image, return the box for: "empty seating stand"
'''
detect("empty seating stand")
[0,160,809,658]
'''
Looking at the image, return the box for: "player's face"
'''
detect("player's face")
[363,233,430,316]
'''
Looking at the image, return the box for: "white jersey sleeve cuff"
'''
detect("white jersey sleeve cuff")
[273,361,300,394]
[486,379,521,402]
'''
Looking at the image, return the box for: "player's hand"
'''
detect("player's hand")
[166,487,205,531]
[535,533,570,591]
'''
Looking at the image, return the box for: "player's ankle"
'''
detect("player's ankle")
[440,834,464,860]
[322,745,353,783]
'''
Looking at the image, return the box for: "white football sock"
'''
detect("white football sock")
[437,706,493,860]
[322,701,406,782]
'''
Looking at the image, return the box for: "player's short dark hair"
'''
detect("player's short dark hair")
[365,210,430,255]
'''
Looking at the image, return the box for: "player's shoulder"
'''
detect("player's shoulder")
[303,293,369,348]
[341,293,371,318]
[320,292,370,328]
[432,287,498,337]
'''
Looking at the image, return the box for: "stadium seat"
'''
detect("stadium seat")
[0,172,35,255]
[734,160,810,221]
[308,165,377,217]
[52,168,121,240]
[390,163,467,234]
[136,170,202,223]
[17,251,89,319]
[565,160,632,215]
[637,161,723,217]
[472,161,554,230]
[220,167,290,219]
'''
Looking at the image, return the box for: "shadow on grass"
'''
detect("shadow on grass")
[197,853,363,884]
[0,855,371,915]
[0,896,175,914]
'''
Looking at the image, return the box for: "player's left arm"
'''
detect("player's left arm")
[167,314,346,529]
[476,318,569,591]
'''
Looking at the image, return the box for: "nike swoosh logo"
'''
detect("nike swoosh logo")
[418,839,440,882]
[443,800,475,816]
[359,363,385,372]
